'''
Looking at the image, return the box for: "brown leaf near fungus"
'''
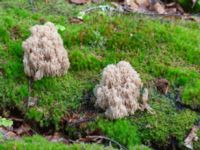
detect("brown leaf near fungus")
[39,18,46,24]
[10,26,21,40]
[156,78,169,94]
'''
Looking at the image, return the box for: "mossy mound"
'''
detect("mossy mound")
[0,1,200,149]
[90,94,198,149]
[90,119,141,148]
[0,135,116,150]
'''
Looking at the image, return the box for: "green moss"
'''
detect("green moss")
[129,145,152,150]
[0,135,116,150]
[91,119,141,148]
[0,0,200,132]
[182,80,200,109]
[69,50,102,71]
[134,96,197,148]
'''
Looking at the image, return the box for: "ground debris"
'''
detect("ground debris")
[0,127,20,140]
[69,0,90,5]
[61,112,95,128]
[69,17,84,24]
[156,78,169,94]
[84,135,128,150]
[140,88,155,114]
[123,0,184,15]
[10,25,21,40]
[184,125,200,149]
[45,132,69,143]
[14,124,31,135]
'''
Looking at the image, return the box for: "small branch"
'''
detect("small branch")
[86,135,128,150]
[9,117,24,122]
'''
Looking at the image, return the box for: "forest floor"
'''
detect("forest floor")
[0,0,200,149]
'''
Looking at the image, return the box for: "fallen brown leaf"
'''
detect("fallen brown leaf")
[15,124,31,135]
[152,2,165,14]
[184,125,199,149]
[46,132,69,143]
[135,0,149,7]
[69,0,90,4]
[69,17,83,24]
[156,78,169,94]
[5,131,17,139]
[124,0,139,10]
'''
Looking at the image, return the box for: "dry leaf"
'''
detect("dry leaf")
[165,2,184,14]
[46,132,68,143]
[184,125,199,149]
[5,131,17,139]
[69,17,83,24]
[135,0,150,7]
[152,2,165,14]
[156,78,169,94]
[15,124,30,135]
[69,0,90,4]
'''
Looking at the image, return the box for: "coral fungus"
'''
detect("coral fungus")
[94,61,152,119]
[22,22,70,80]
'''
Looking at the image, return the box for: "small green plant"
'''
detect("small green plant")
[0,117,13,128]
[0,117,13,142]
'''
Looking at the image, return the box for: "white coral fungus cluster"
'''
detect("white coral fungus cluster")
[22,22,70,80]
[94,61,153,119]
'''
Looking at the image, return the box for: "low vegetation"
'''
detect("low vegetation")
[0,135,116,150]
[0,0,200,149]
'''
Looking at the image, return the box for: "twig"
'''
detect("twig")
[86,135,128,150]
[9,117,24,122]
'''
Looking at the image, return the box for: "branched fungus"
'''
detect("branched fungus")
[22,22,70,80]
[94,61,153,119]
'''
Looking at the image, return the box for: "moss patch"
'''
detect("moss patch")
[0,2,200,148]
[91,119,141,149]
[0,135,116,150]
